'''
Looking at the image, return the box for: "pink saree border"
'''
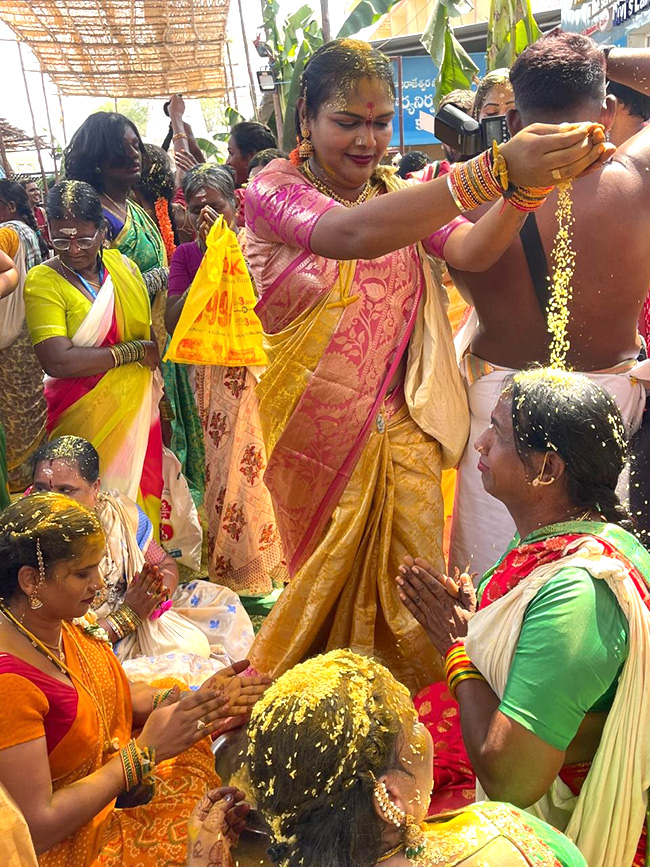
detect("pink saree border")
[288,274,423,574]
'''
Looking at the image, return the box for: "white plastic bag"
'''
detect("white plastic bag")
[160,446,202,571]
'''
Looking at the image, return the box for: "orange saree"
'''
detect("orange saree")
[0,621,218,866]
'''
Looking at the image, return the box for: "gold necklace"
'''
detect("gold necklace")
[42,635,65,662]
[58,258,101,289]
[1,607,119,753]
[377,843,404,863]
[103,193,128,217]
[300,160,375,208]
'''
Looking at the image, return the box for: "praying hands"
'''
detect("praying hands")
[396,556,477,655]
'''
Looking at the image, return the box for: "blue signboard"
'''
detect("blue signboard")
[390,53,487,148]
[561,0,650,45]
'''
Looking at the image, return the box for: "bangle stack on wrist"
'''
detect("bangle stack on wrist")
[106,603,142,640]
[172,132,187,143]
[152,687,173,710]
[445,641,486,700]
[507,184,555,213]
[447,148,504,211]
[109,340,147,368]
[120,738,157,792]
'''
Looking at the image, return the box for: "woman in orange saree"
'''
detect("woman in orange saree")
[0,493,267,866]
[244,38,606,692]
[23,181,164,533]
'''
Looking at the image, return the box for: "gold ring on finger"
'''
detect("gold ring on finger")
[197,719,207,731]
[552,168,562,181]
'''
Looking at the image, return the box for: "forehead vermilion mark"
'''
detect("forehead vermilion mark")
[366,102,375,126]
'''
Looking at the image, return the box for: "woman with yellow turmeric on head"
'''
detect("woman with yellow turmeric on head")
[194,649,585,866]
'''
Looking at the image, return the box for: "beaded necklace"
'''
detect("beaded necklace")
[1,606,120,753]
[300,160,375,208]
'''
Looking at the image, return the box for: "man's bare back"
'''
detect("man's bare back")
[451,120,650,371]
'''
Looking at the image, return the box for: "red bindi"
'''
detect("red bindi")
[366,102,375,126]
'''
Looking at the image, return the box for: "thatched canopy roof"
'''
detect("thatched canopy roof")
[0,0,230,97]
[0,117,46,151]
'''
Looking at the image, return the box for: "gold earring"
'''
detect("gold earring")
[373,780,406,827]
[30,537,45,609]
[298,126,314,160]
[530,452,555,487]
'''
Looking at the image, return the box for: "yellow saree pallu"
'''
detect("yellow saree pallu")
[249,249,467,687]
[27,250,164,531]
[250,399,445,692]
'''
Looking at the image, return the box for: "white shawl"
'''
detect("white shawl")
[465,536,650,867]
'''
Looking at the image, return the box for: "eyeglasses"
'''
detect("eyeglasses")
[52,231,100,251]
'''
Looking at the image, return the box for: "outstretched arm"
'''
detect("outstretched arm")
[310,123,607,260]
[607,47,650,95]
[439,200,528,272]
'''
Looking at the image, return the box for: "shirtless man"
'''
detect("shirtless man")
[448,30,650,575]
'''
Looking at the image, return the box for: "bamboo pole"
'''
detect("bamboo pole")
[57,90,68,146]
[258,0,283,145]
[225,39,239,110]
[40,71,59,182]
[17,41,48,192]
[237,0,260,120]
[0,129,11,178]
[321,0,331,41]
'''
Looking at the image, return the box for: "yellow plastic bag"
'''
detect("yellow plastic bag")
[164,216,267,366]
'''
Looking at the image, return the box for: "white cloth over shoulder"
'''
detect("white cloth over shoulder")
[465,536,650,867]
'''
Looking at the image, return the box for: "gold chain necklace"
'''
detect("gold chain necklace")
[103,193,128,218]
[57,257,101,290]
[377,843,404,863]
[1,607,119,753]
[300,160,375,208]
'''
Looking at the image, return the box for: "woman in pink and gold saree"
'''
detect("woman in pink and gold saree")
[244,39,608,691]
[23,181,164,533]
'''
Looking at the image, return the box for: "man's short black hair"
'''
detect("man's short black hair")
[510,29,606,117]
[396,151,430,178]
[607,81,650,122]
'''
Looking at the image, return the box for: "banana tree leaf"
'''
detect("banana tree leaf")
[435,23,479,104]
[421,0,475,63]
[336,0,402,39]
[287,4,316,30]
[487,0,540,70]
[281,38,314,153]
[195,137,224,157]
[422,2,479,107]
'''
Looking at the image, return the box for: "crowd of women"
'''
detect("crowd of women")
[0,30,648,867]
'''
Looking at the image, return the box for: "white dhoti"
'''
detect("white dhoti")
[449,356,647,579]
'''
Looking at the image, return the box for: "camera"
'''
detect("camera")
[434,103,511,157]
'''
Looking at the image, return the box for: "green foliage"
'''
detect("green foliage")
[194,105,245,161]
[96,98,150,134]
[336,0,402,38]
[194,137,227,162]
[486,0,541,71]
[421,0,479,107]
[260,0,404,150]
[261,1,324,152]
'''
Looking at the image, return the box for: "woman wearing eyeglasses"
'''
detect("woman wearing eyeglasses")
[23,180,164,530]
